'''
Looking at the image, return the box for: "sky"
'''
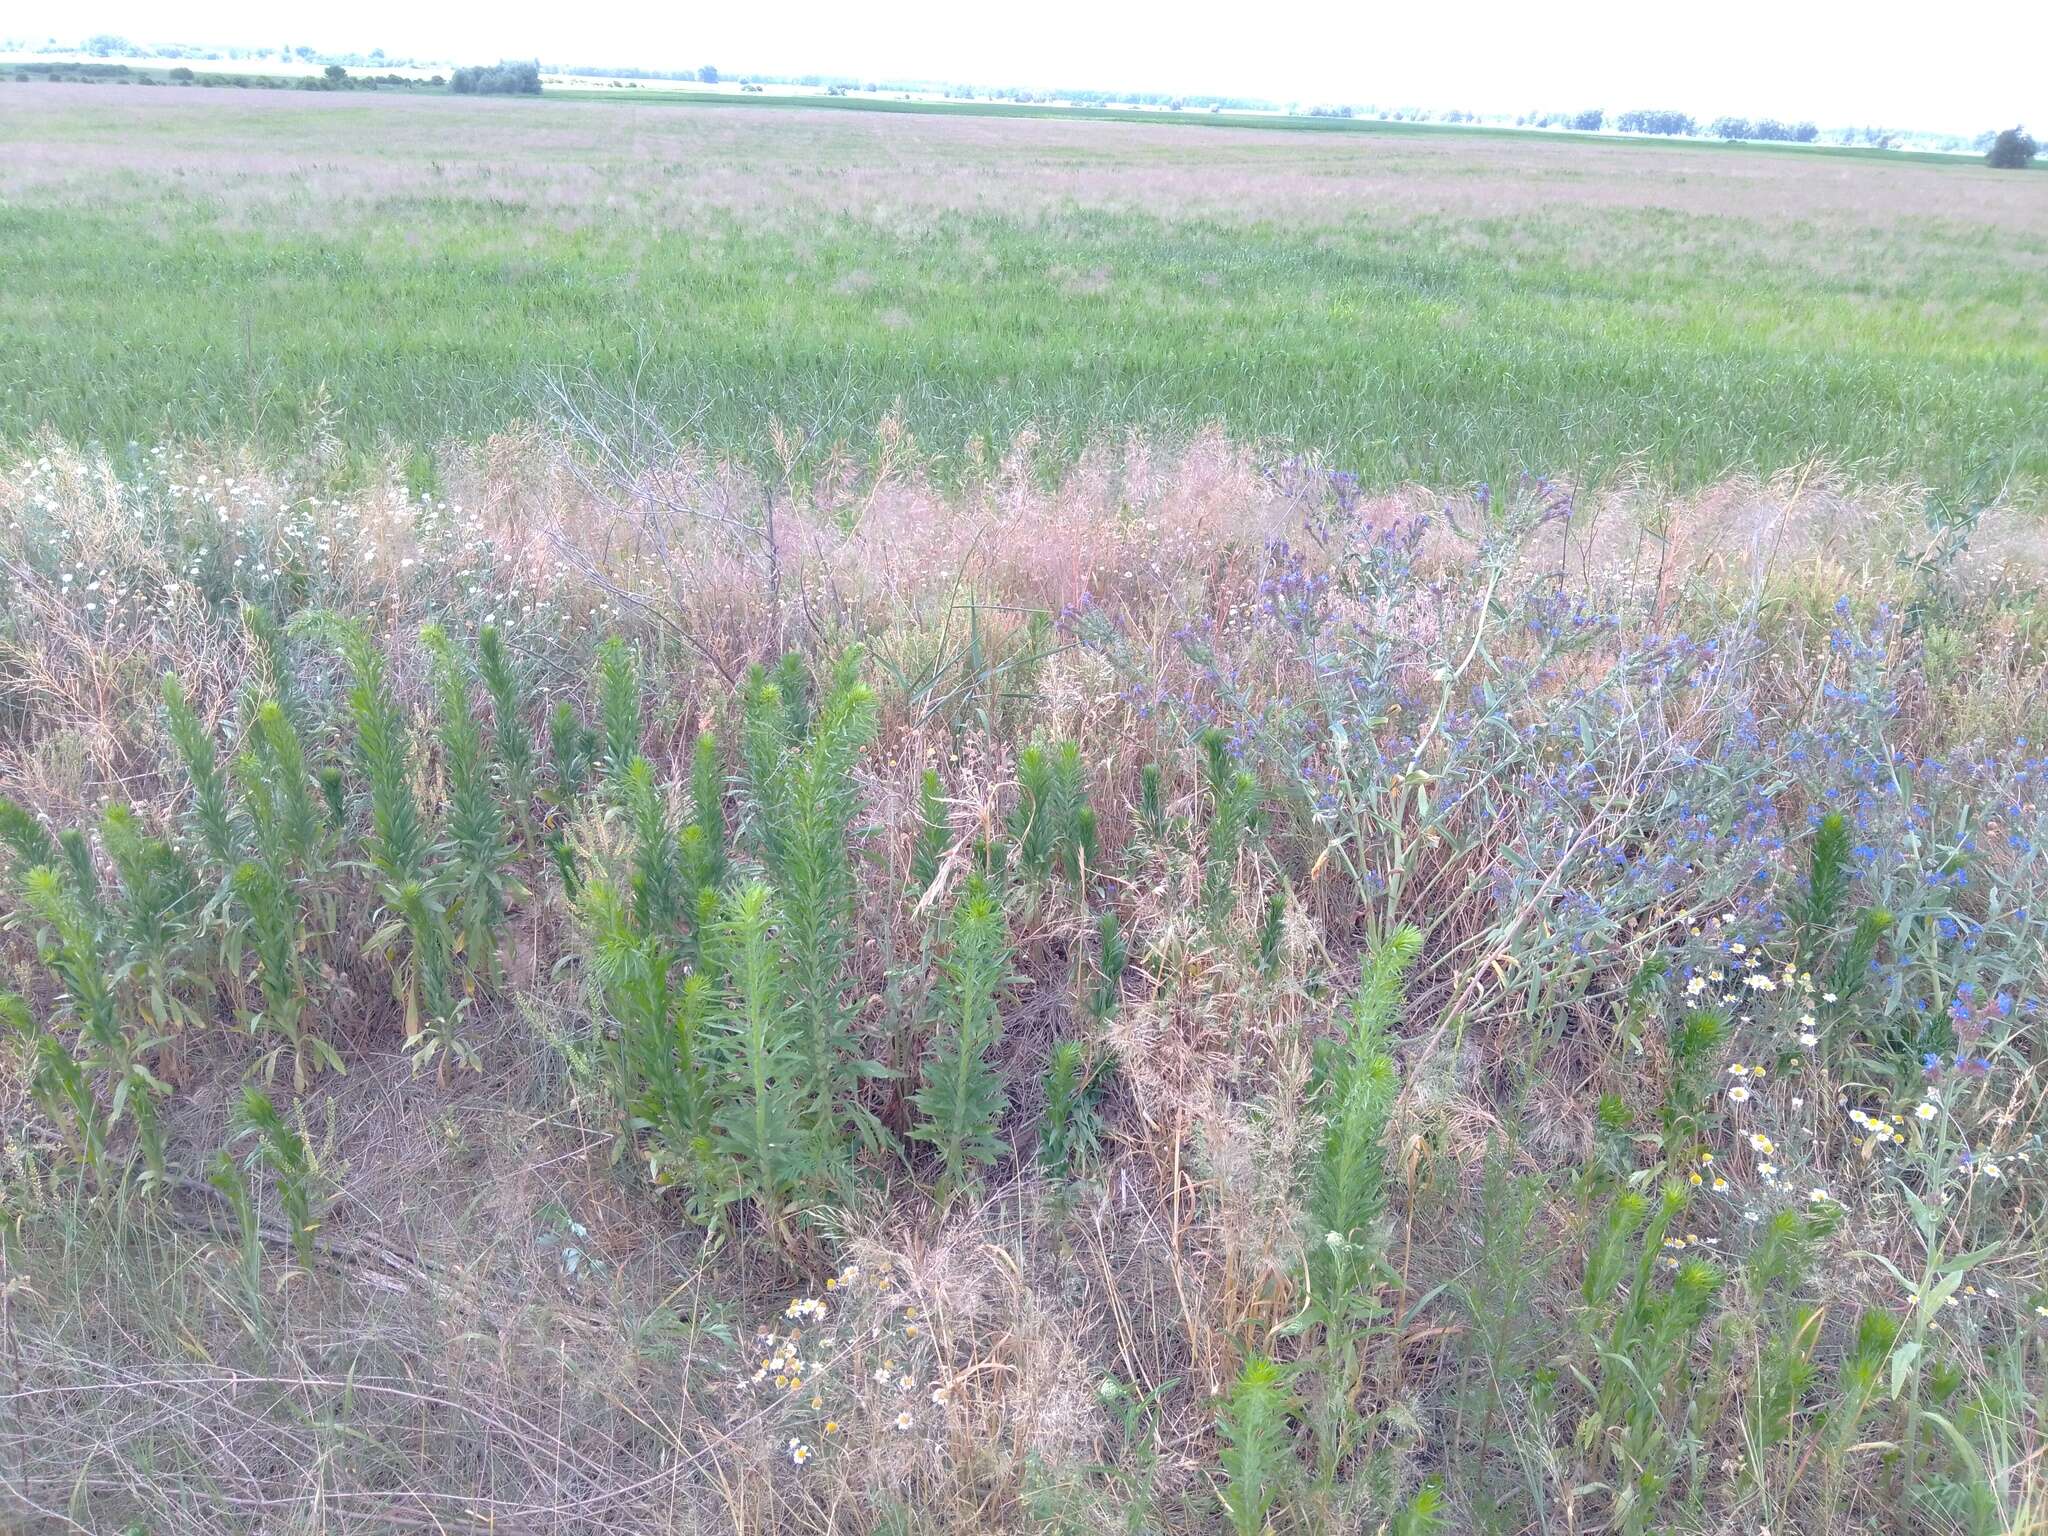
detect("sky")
[12,0,2046,134]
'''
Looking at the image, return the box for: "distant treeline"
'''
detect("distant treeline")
[3,58,442,90]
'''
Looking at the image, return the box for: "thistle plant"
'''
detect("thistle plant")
[1790,810,1893,1041]
[582,876,717,1213]
[234,1088,320,1269]
[0,793,58,876]
[2,989,104,1166]
[385,878,469,1073]
[1256,890,1286,976]
[1136,760,1170,849]
[422,623,519,982]
[243,602,312,741]
[1008,739,1095,890]
[686,730,728,897]
[1198,728,1262,922]
[708,881,811,1247]
[1740,1206,1833,1471]
[244,698,327,878]
[1303,924,1419,1331]
[910,873,1012,1201]
[1813,1310,1903,1521]
[1010,743,1060,878]
[1216,1354,1296,1536]
[595,635,642,791]
[476,623,539,839]
[325,617,433,887]
[548,699,599,807]
[20,863,165,1181]
[100,802,206,1033]
[909,766,949,901]
[206,1146,265,1314]
[1088,907,1129,1022]
[1037,1038,1104,1179]
[744,651,883,1149]
[623,757,686,937]
[161,674,242,876]
[230,856,338,1085]
[1576,1183,1726,1535]
[545,699,600,892]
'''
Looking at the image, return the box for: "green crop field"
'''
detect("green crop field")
[3,83,2044,502]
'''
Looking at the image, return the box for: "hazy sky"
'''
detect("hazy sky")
[16,0,2046,133]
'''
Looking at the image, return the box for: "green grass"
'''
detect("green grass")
[2,86,2044,502]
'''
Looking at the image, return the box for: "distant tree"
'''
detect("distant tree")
[697,64,719,84]
[1571,108,1604,131]
[1711,115,1754,140]
[1616,108,1696,136]
[1987,126,2038,169]
[324,64,348,85]
[168,66,195,82]
[450,60,540,96]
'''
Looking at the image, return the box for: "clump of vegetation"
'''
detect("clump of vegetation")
[450,60,541,96]
[1,408,2046,1530]
[1986,125,2038,168]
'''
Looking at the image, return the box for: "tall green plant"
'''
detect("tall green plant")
[20,864,165,1181]
[623,757,686,937]
[1037,1038,1104,1179]
[1216,1354,1296,1536]
[161,674,242,876]
[423,624,519,981]
[100,803,206,1033]
[583,876,717,1213]
[387,878,467,1072]
[910,874,1012,1201]
[1577,1183,1726,1534]
[1304,925,1420,1328]
[744,652,883,1146]
[317,615,433,885]
[708,882,810,1246]
[1198,729,1262,921]
[234,1088,320,1269]
[230,856,338,1085]
[1,989,104,1166]
[476,623,539,838]
[595,635,642,791]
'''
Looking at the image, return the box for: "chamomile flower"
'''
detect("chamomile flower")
[895,1411,914,1431]
[1729,1085,1751,1104]
[1915,1101,1939,1121]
